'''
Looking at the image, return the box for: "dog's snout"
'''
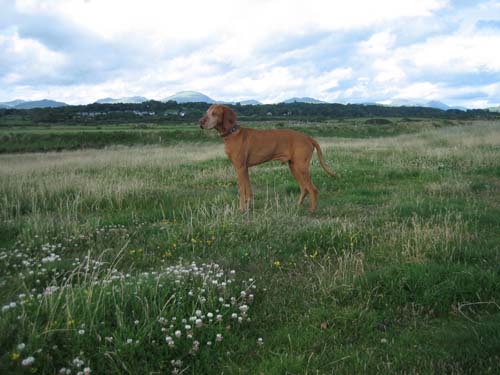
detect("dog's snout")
[200,115,207,129]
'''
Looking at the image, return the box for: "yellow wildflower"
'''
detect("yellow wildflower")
[11,352,20,361]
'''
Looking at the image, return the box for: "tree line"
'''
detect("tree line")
[0,100,497,126]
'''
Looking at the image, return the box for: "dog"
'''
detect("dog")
[199,104,336,212]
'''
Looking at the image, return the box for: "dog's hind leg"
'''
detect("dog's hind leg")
[296,163,318,211]
[289,162,308,205]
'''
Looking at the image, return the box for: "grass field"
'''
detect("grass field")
[1,120,500,374]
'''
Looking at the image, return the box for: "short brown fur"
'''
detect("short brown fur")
[200,104,336,212]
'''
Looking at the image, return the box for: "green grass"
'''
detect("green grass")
[0,120,499,374]
[0,118,474,153]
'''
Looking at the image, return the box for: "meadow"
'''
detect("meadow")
[0,119,499,374]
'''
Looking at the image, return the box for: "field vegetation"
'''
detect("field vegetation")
[1,119,499,374]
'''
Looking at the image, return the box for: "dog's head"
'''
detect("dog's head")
[199,104,236,132]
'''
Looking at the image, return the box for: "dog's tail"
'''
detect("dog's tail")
[310,138,337,177]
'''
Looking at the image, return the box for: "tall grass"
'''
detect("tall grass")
[1,121,500,373]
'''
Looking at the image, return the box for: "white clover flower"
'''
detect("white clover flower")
[195,319,203,327]
[72,357,84,367]
[185,324,191,330]
[231,313,238,319]
[175,330,182,338]
[134,320,139,325]
[192,341,200,351]
[207,341,212,346]
[257,337,264,346]
[239,305,249,313]
[216,334,223,342]
[17,343,26,351]
[83,367,91,374]
[21,356,35,367]
[207,312,213,319]
[126,339,133,344]
[78,329,85,335]
[240,291,247,298]
[216,314,223,322]
[166,336,175,347]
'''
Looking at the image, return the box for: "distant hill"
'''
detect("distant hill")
[239,100,262,105]
[11,99,68,109]
[0,99,26,108]
[385,99,466,111]
[283,97,326,104]
[488,106,500,113]
[95,96,148,104]
[162,91,216,104]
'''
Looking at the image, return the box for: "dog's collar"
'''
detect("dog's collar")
[220,124,240,138]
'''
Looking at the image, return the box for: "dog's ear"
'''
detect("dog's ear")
[222,106,236,130]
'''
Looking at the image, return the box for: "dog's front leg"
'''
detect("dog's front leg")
[236,167,252,212]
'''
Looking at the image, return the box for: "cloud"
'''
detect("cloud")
[0,0,499,107]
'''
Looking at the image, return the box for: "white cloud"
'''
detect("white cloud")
[395,32,500,72]
[0,31,67,84]
[359,31,396,55]
[2,0,500,107]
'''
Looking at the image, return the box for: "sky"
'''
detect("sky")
[1,0,500,108]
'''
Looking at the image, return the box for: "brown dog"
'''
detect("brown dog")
[199,104,336,212]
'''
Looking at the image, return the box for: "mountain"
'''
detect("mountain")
[0,99,26,108]
[239,100,261,105]
[282,97,326,104]
[162,91,216,103]
[12,99,68,109]
[384,99,466,111]
[425,100,450,110]
[488,106,500,112]
[95,96,148,104]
